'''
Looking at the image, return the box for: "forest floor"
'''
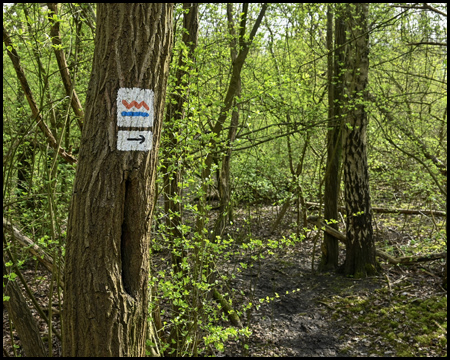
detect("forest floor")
[2,204,447,357]
[214,205,447,357]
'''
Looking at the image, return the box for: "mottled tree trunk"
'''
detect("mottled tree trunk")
[63,4,173,357]
[342,3,378,277]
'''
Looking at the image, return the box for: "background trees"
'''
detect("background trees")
[3,3,446,357]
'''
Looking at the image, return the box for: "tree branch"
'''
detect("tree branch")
[3,26,77,165]
[47,3,85,130]
[407,41,447,46]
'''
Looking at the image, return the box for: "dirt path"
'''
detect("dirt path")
[219,237,383,357]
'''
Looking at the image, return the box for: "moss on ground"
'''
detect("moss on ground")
[328,285,447,356]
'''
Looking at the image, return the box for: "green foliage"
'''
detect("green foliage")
[3,2,447,357]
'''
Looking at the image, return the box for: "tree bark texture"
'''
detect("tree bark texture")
[321,6,346,270]
[63,4,173,357]
[342,3,378,277]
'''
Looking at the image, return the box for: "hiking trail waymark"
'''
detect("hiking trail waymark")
[117,87,154,151]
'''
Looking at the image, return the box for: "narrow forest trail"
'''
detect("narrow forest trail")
[220,236,383,357]
[216,205,446,357]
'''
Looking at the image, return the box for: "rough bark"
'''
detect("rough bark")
[309,216,446,265]
[63,4,173,357]
[321,6,345,271]
[341,3,378,277]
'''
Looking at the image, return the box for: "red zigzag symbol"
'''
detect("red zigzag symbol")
[122,100,150,111]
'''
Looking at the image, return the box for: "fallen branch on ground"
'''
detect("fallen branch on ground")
[213,289,243,328]
[305,202,446,217]
[3,217,64,288]
[307,216,446,265]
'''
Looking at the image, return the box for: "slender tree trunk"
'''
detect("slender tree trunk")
[47,3,84,131]
[63,4,173,357]
[214,4,242,237]
[3,25,76,165]
[163,2,199,269]
[16,79,34,210]
[198,4,268,186]
[162,4,199,354]
[321,6,345,271]
[341,3,378,277]
[3,258,46,357]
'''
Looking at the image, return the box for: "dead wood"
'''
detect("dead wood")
[305,202,445,217]
[307,216,446,265]
[3,218,64,288]
[213,288,243,328]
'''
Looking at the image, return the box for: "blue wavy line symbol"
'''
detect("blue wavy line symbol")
[121,111,149,117]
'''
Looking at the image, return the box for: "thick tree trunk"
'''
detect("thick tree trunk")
[63,4,173,357]
[341,3,378,277]
[321,6,345,271]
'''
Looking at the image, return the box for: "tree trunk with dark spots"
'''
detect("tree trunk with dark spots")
[341,3,378,278]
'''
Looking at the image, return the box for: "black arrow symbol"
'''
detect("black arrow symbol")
[127,135,145,144]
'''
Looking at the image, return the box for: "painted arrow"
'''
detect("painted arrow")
[127,135,145,144]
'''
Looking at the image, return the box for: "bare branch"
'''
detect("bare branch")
[47,3,85,130]
[407,41,447,46]
[3,26,77,165]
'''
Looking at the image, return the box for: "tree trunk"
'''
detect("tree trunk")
[163,2,199,270]
[63,4,173,357]
[214,3,242,238]
[341,3,378,278]
[47,3,85,131]
[321,5,345,271]
[3,258,46,357]
[198,4,267,186]
[162,4,199,354]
